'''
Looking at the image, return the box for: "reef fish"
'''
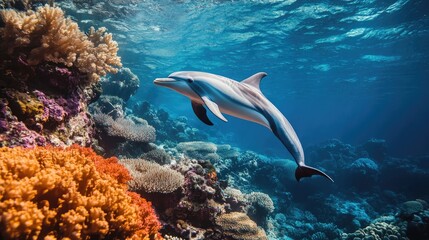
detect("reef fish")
[154,71,333,182]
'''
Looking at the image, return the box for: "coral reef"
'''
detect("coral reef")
[93,113,156,143]
[0,145,161,239]
[396,199,429,239]
[345,157,380,189]
[90,95,126,119]
[132,101,208,143]
[0,5,124,149]
[245,192,275,227]
[93,113,156,157]
[120,158,184,194]
[359,139,388,162]
[399,200,425,220]
[0,88,94,148]
[175,141,241,165]
[342,217,407,240]
[176,141,219,162]
[215,212,267,240]
[142,147,172,165]
[0,5,121,82]
[132,157,268,240]
[322,194,375,231]
[100,67,140,101]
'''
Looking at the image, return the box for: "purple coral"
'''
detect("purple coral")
[34,90,66,122]
[36,63,84,92]
[0,121,47,148]
[33,90,82,123]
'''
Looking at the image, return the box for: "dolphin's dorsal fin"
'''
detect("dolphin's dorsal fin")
[241,72,267,90]
[201,96,228,122]
[191,101,214,126]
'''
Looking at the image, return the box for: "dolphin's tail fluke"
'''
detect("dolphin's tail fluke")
[295,165,334,182]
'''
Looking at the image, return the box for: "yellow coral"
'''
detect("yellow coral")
[0,5,122,81]
[0,146,161,240]
[215,212,268,240]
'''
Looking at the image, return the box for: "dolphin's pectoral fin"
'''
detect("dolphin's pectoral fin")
[295,165,334,182]
[191,101,214,126]
[241,72,267,90]
[201,96,228,122]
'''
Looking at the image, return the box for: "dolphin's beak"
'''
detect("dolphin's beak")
[153,77,177,86]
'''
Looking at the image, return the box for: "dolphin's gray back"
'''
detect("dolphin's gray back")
[188,71,305,165]
[237,84,305,165]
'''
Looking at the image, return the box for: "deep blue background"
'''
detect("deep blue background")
[112,0,429,157]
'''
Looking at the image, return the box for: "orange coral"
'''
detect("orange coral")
[128,191,162,239]
[88,148,132,185]
[0,145,162,240]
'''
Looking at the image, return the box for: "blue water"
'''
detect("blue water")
[3,1,427,239]
[104,0,429,158]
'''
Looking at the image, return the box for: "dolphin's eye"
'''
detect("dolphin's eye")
[187,78,194,83]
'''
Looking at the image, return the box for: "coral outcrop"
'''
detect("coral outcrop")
[0,5,123,148]
[0,145,161,239]
[176,141,219,162]
[0,5,121,82]
[93,113,156,143]
[100,67,140,101]
[92,113,157,157]
[120,158,185,194]
[215,212,267,240]
[245,192,275,226]
[129,156,269,240]
[342,217,407,240]
[132,101,208,143]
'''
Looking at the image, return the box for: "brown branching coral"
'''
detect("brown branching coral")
[0,5,121,82]
[0,145,162,239]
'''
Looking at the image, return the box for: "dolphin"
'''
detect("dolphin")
[154,71,333,182]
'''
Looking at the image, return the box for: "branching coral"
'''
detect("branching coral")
[120,158,184,194]
[176,141,220,162]
[142,148,172,165]
[245,192,274,226]
[0,145,161,239]
[0,5,122,82]
[94,113,156,143]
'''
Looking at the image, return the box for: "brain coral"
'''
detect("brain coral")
[342,219,407,240]
[0,145,161,239]
[0,5,122,81]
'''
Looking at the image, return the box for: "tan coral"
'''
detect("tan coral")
[93,113,156,143]
[215,212,268,240]
[120,159,185,194]
[0,5,122,82]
